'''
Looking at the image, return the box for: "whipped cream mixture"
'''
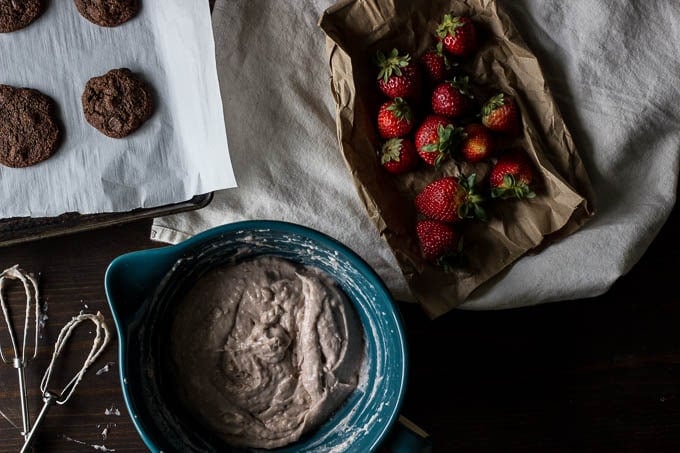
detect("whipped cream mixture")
[170,256,364,449]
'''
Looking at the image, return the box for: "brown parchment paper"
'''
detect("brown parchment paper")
[319,0,594,318]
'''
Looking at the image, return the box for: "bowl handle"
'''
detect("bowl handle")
[381,416,432,452]
[104,245,183,331]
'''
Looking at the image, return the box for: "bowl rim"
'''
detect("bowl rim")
[104,219,408,452]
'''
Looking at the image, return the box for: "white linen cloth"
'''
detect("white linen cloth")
[152,0,679,311]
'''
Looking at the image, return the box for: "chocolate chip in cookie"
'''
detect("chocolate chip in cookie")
[0,0,45,33]
[74,0,139,27]
[0,85,62,168]
[82,68,154,139]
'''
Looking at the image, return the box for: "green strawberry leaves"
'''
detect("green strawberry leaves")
[491,174,536,200]
[380,138,403,164]
[457,173,488,221]
[482,93,506,117]
[376,48,411,83]
[386,97,413,121]
[421,124,465,167]
[448,75,474,98]
[435,238,467,272]
[436,14,464,39]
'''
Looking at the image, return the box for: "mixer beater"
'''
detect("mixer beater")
[0,265,40,440]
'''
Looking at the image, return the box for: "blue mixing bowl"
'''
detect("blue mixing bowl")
[104,220,417,452]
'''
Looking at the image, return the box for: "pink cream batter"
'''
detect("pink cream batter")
[170,256,364,449]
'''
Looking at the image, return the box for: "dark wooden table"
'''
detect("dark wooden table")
[0,204,677,452]
[1,0,678,447]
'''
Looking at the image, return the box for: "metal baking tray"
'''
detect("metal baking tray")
[0,193,213,247]
[0,1,219,248]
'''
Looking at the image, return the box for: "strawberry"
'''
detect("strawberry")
[460,123,494,163]
[378,138,418,174]
[414,115,464,166]
[415,174,487,223]
[489,151,536,199]
[419,42,454,84]
[431,76,475,118]
[377,97,414,139]
[376,49,421,100]
[416,220,462,267]
[436,15,478,58]
[481,93,521,136]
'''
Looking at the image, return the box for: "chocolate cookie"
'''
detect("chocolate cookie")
[82,68,153,138]
[0,0,45,33]
[74,0,139,27]
[0,85,62,168]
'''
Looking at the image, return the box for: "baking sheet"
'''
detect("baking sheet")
[0,0,236,218]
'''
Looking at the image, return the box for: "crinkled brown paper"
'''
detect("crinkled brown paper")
[319,0,594,318]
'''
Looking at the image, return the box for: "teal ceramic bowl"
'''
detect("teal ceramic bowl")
[104,221,409,452]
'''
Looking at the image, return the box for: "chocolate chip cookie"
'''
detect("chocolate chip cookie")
[0,0,45,33]
[0,85,62,168]
[82,68,154,138]
[74,0,139,27]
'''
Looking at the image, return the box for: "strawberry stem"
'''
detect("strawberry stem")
[421,123,464,167]
[448,75,474,98]
[376,49,411,82]
[482,93,505,117]
[491,174,536,200]
[436,250,467,272]
[436,14,464,39]
[457,174,488,221]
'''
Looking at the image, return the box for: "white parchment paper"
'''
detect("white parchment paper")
[0,0,235,217]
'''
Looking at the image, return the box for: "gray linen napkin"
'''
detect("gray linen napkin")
[152,0,679,310]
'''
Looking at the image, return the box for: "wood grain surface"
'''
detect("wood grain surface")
[0,206,676,452]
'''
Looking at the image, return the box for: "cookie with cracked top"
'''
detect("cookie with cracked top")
[74,0,139,27]
[82,68,154,138]
[0,85,62,168]
[0,0,45,33]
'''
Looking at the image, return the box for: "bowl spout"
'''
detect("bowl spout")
[104,246,182,329]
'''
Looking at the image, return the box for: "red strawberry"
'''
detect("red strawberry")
[419,42,454,84]
[460,123,494,163]
[414,115,464,167]
[377,97,414,139]
[376,49,421,100]
[436,15,478,57]
[481,93,522,136]
[416,220,462,266]
[489,151,536,199]
[415,174,487,223]
[378,138,418,174]
[431,76,475,118]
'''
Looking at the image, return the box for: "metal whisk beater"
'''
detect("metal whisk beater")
[0,265,40,440]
